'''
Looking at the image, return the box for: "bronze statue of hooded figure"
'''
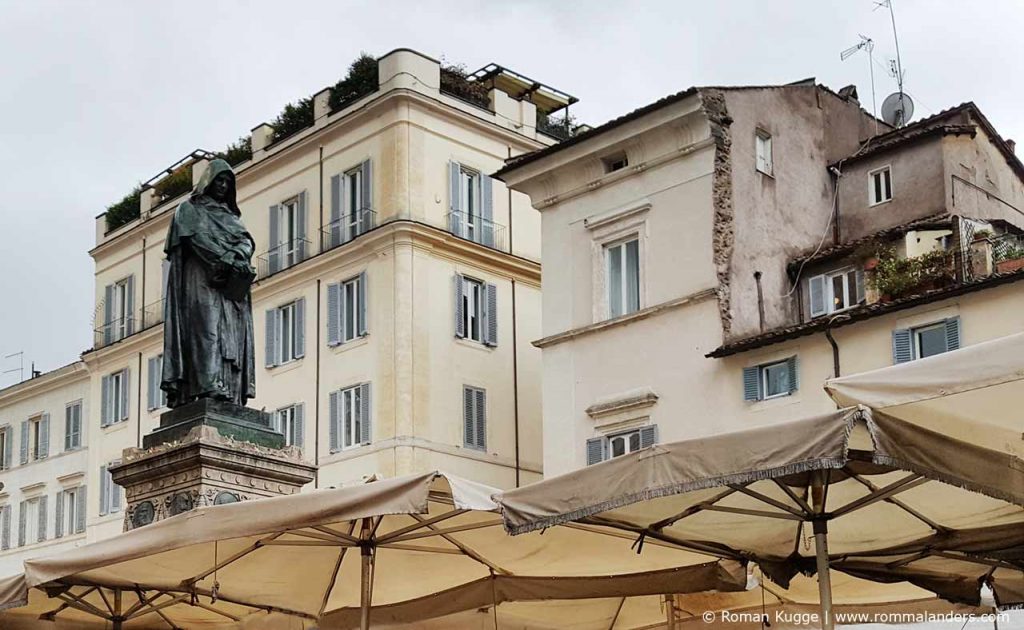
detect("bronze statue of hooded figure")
[161,159,256,408]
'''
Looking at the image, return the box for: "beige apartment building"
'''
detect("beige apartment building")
[498,87,1024,476]
[0,48,570,575]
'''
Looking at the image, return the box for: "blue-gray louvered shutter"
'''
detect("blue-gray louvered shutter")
[55,491,64,538]
[120,369,130,422]
[103,284,114,345]
[296,192,308,260]
[101,374,111,427]
[786,356,799,394]
[110,463,122,512]
[38,413,49,459]
[359,383,371,445]
[1,505,10,550]
[809,275,826,317]
[37,495,47,542]
[639,425,659,449]
[329,391,340,453]
[294,298,306,359]
[19,421,28,464]
[944,317,961,352]
[586,437,607,466]
[357,272,368,336]
[147,356,159,411]
[99,465,109,516]
[743,366,760,401]
[17,501,26,547]
[463,387,474,448]
[125,275,135,335]
[448,161,463,235]
[855,269,866,304]
[265,308,278,367]
[75,487,86,533]
[454,275,465,338]
[327,283,341,346]
[329,174,342,247]
[484,283,498,347]
[480,175,494,247]
[892,328,913,364]
[268,205,281,274]
[361,159,373,231]
[4,428,11,467]
[293,404,305,450]
[474,388,486,450]
[161,259,170,299]
[65,406,73,450]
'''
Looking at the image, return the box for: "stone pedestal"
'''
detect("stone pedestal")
[110,399,317,530]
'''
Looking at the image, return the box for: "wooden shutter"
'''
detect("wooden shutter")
[474,388,486,450]
[293,404,305,450]
[892,328,913,364]
[944,317,961,352]
[743,366,761,402]
[38,413,49,459]
[119,369,130,422]
[268,205,281,274]
[99,465,109,516]
[55,491,64,539]
[103,284,114,345]
[110,463,122,512]
[329,391,340,453]
[17,501,26,547]
[329,174,342,247]
[360,159,373,231]
[19,421,28,465]
[147,356,159,411]
[294,298,306,359]
[265,308,278,368]
[586,437,607,466]
[855,269,866,304]
[357,272,368,336]
[448,161,463,235]
[484,283,498,347]
[101,374,111,427]
[359,383,371,445]
[639,425,659,449]
[463,387,475,448]
[809,275,826,317]
[37,495,47,542]
[65,406,73,451]
[75,487,87,534]
[480,175,495,247]
[1,505,9,550]
[454,275,466,338]
[296,192,308,261]
[786,356,799,394]
[125,275,135,335]
[327,283,341,346]
[3,429,11,468]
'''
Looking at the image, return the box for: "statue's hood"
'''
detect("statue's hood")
[192,158,240,215]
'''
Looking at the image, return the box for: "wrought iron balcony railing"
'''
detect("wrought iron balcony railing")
[446,211,506,251]
[321,208,376,251]
[93,299,166,349]
[256,238,313,280]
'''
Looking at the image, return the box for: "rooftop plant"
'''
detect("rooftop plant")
[870,247,954,298]
[105,185,143,233]
[270,97,315,143]
[329,53,379,112]
[537,110,580,141]
[153,164,193,201]
[440,62,490,109]
[216,136,253,167]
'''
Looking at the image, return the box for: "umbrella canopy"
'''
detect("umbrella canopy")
[0,471,747,630]
[495,408,1024,628]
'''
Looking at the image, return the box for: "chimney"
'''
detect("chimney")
[1007,139,1016,154]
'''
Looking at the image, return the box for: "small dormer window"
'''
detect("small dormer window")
[808,267,864,318]
[869,166,893,205]
[755,130,773,175]
[603,153,628,173]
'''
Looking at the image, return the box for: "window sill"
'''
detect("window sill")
[748,391,802,411]
[266,358,304,376]
[869,198,893,208]
[102,421,130,434]
[756,168,774,179]
[455,337,495,352]
[328,335,370,354]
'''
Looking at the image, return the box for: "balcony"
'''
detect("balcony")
[256,238,313,280]
[321,209,376,252]
[446,211,506,251]
[93,299,165,349]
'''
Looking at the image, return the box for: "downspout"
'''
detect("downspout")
[830,166,842,245]
[318,145,324,251]
[824,314,850,380]
[136,352,143,448]
[138,235,146,448]
[506,146,514,254]
[753,271,765,332]
[511,279,521,487]
[314,278,322,488]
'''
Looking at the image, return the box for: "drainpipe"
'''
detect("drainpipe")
[830,166,842,245]
[314,278,322,488]
[511,278,521,487]
[754,271,766,332]
[318,145,324,251]
[824,314,850,380]
[136,352,143,448]
[506,146,514,254]
[138,235,147,448]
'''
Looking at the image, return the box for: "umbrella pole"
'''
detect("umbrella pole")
[811,473,834,630]
[360,545,374,630]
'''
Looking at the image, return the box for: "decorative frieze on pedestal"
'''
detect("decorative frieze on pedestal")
[109,399,317,531]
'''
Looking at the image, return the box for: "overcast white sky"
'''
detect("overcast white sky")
[1,0,1022,384]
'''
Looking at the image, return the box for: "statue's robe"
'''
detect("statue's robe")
[161,159,256,408]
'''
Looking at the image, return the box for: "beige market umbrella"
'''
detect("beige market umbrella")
[0,471,747,630]
[495,408,1024,630]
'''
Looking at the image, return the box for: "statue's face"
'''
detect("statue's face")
[208,173,231,202]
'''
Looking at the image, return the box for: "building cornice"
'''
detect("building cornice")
[0,362,88,407]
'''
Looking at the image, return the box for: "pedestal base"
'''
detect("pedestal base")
[142,398,285,449]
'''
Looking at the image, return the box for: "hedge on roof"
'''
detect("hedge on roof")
[104,185,144,232]
[439,62,489,109]
[153,164,193,201]
[329,53,379,112]
[216,136,253,167]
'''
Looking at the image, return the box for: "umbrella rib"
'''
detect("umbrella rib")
[386,518,505,543]
[311,524,362,544]
[318,520,358,617]
[54,591,110,619]
[190,598,242,622]
[376,509,467,543]
[123,588,164,617]
[127,593,191,620]
[261,539,341,546]
[608,596,627,630]
[95,586,115,615]
[828,474,927,519]
[848,474,947,532]
[701,504,803,521]
[565,522,724,559]
[288,528,352,544]
[650,488,738,529]
[377,543,463,554]
[773,480,814,514]
[182,531,285,586]
[582,516,744,560]
[407,513,511,575]
[728,484,811,518]
[187,585,318,620]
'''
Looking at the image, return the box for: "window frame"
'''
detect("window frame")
[28,415,43,462]
[912,321,949,360]
[113,277,130,340]
[278,197,300,267]
[605,237,641,319]
[65,400,82,450]
[340,385,362,451]
[461,276,485,343]
[826,267,858,314]
[277,301,297,365]
[760,360,792,400]
[110,370,125,423]
[603,153,629,173]
[607,428,643,459]
[341,275,362,344]
[755,129,773,176]
[0,427,8,470]
[459,166,481,241]
[275,405,298,447]
[869,165,893,206]
[22,499,39,546]
[63,488,78,535]
[345,167,364,240]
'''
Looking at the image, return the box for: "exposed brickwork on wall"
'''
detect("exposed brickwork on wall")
[700,89,735,337]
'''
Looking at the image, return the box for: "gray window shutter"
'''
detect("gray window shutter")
[268,205,281,274]
[586,437,607,466]
[474,388,486,450]
[4,428,11,467]
[293,404,305,450]
[743,366,760,402]
[639,425,659,449]
[357,271,368,336]
[454,274,466,338]
[359,383,372,445]
[265,308,278,368]
[55,491,64,539]
[99,465,109,516]
[296,192,308,260]
[855,269,866,304]
[327,283,341,346]
[294,298,306,359]
[892,328,913,364]
[329,391,340,453]
[103,283,114,345]
[119,369,130,422]
[161,259,170,299]
[1,505,10,550]
[38,413,49,459]
[19,420,28,464]
[125,275,135,335]
[448,161,463,234]
[809,275,826,317]
[944,317,961,352]
[463,387,475,448]
[480,175,495,247]
[65,406,73,451]
[37,495,47,542]
[75,487,87,533]
[101,374,111,427]
[17,501,26,547]
[110,464,122,512]
[786,356,799,394]
[361,159,373,230]
[484,283,498,347]
[330,174,342,247]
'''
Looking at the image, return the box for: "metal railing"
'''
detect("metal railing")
[446,211,507,251]
[93,299,166,349]
[992,233,1024,263]
[321,209,376,252]
[256,238,313,280]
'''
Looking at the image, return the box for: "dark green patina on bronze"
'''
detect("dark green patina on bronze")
[143,398,284,449]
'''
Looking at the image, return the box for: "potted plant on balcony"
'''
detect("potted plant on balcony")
[995,244,1024,274]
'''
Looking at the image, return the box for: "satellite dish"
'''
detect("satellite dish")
[881,92,914,127]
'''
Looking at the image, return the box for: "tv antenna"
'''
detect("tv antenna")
[840,35,878,135]
[874,0,910,126]
[3,351,24,384]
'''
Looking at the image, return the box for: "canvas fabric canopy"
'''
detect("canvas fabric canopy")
[495,408,1024,611]
[0,471,746,629]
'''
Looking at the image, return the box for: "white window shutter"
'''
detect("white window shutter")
[265,309,278,368]
[639,425,659,449]
[1,505,9,550]
[361,159,373,230]
[742,366,761,402]
[37,495,47,542]
[586,437,607,466]
[296,192,308,260]
[101,375,111,427]
[75,487,87,534]
[944,317,961,352]
[4,429,12,467]
[329,391,340,453]
[484,283,498,347]
[294,298,306,358]
[19,421,28,465]
[480,175,495,247]
[892,329,913,364]
[357,272,368,336]
[855,269,866,304]
[99,465,109,516]
[54,491,64,539]
[454,275,466,338]
[38,413,49,459]
[268,204,281,274]
[448,161,463,234]
[326,283,341,346]
[65,406,73,451]
[17,501,26,547]
[809,275,826,317]
[103,284,114,345]
[329,174,343,247]
[119,369,130,422]
[359,383,372,445]
[125,275,135,335]
[786,356,799,394]
[293,404,304,451]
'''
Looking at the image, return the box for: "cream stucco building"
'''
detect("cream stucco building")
[498,87,1024,477]
[0,48,571,575]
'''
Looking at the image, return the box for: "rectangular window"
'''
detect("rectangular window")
[756,131,773,175]
[26,415,49,462]
[743,357,799,402]
[603,153,629,173]
[0,428,9,470]
[454,275,497,346]
[448,161,496,248]
[869,166,893,205]
[327,273,368,346]
[606,238,640,319]
[460,167,480,242]
[463,386,486,450]
[279,301,295,364]
[102,369,129,426]
[20,499,39,546]
[892,318,961,364]
[279,199,300,268]
[266,300,305,367]
[0,505,10,550]
[345,168,363,239]
[329,384,372,451]
[103,275,135,345]
[113,278,130,340]
[147,356,167,411]
[329,161,373,249]
[56,488,83,537]
[586,426,658,465]
[99,463,122,516]
[809,268,862,317]
[462,277,483,343]
[65,401,82,450]
[273,404,304,448]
